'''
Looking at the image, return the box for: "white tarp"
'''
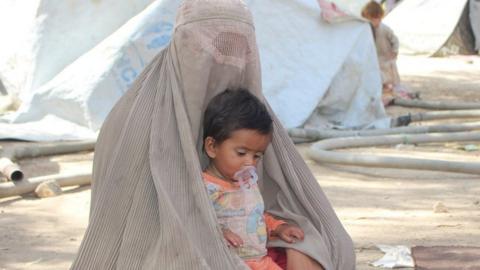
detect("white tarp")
[249,0,388,129]
[0,0,179,141]
[0,0,40,98]
[317,0,370,22]
[384,0,470,56]
[0,0,388,141]
[0,0,154,99]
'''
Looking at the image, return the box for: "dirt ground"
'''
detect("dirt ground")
[0,55,479,270]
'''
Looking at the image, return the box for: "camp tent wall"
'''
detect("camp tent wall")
[471,0,480,51]
[0,1,178,141]
[0,0,389,141]
[0,0,155,99]
[385,0,478,56]
[435,1,476,56]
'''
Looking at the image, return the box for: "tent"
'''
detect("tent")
[0,0,155,99]
[384,0,480,56]
[0,0,389,141]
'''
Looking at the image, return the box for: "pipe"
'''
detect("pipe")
[0,158,23,181]
[0,173,91,198]
[393,99,480,110]
[3,140,96,160]
[291,137,314,144]
[308,131,480,175]
[289,121,480,142]
[0,140,95,181]
[407,110,480,122]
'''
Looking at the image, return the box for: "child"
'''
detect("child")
[362,1,414,105]
[202,89,306,270]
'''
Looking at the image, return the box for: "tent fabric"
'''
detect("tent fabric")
[248,0,389,130]
[0,115,96,141]
[471,0,480,51]
[437,2,476,56]
[0,0,155,99]
[303,24,389,130]
[384,0,472,56]
[0,0,179,141]
[71,0,355,269]
[0,0,389,142]
[316,0,371,23]
[0,0,39,97]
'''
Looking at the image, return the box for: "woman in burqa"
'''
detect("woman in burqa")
[71,0,355,269]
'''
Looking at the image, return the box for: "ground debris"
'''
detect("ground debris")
[436,224,462,228]
[433,202,449,213]
[462,144,479,152]
[35,180,62,198]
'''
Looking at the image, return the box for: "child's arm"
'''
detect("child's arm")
[264,213,286,236]
[222,227,244,247]
[264,213,304,243]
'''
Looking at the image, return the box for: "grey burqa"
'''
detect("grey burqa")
[71,0,355,269]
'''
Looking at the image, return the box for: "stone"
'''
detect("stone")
[35,180,62,198]
[433,202,449,213]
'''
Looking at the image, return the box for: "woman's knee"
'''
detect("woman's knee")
[285,248,324,270]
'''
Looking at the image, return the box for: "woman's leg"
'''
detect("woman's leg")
[285,248,324,270]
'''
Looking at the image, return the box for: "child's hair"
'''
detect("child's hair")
[203,89,273,145]
[361,1,384,19]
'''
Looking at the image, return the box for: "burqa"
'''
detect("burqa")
[71,0,355,269]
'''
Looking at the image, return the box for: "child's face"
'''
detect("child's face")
[205,128,272,182]
[370,17,381,28]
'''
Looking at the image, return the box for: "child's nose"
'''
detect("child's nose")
[244,155,255,166]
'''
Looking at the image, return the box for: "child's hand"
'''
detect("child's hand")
[222,228,244,248]
[274,223,304,244]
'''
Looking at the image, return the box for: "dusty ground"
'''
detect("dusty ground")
[0,55,479,270]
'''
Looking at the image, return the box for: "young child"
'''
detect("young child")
[362,1,414,105]
[202,89,305,270]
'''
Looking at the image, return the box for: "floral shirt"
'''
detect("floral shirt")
[203,172,285,260]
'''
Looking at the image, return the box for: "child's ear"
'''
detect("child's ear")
[204,137,217,159]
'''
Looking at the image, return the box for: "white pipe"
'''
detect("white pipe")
[4,140,96,159]
[393,99,480,110]
[289,122,480,141]
[0,173,91,198]
[308,132,480,175]
[0,157,23,181]
[408,110,480,122]
[0,140,95,181]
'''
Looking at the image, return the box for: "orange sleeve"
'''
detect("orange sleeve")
[264,213,286,236]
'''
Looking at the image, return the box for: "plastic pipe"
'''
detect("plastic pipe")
[0,158,23,181]
[289,121,480,142]
[3,140,96,160]
[0,173,91,198]
[393,99,480,110]
[0,140,95,181]
[408,110,480,122]
[308,131,480,175]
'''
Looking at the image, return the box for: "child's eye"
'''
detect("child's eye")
[236,151,246,156]
[254,153,263,159]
